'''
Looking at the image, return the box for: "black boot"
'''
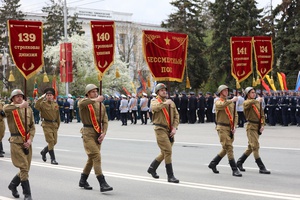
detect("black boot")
[229,159,242,177]
[255,158,271,174]
[208,155,222,174]
[96,175,113,192]
[8,175,20,198]
[0,142,4,157]
[21,180,32,200]
[237,154,248,172]
[40,146,48,162]
[147,159,161,179]
[166,163,179,183]
[49,149,58,165]
[79,173,93,190]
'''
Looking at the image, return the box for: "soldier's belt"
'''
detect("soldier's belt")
[280,104,287,106]
[44,119,57,123]
[153,123,169,129]
[64,107,69,109]
[247,120,260,124]
[10,133,20,136]
[83,124,94,128]
[216,122,231,127]
[105,105,109,107]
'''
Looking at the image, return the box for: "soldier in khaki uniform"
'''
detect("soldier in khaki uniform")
[147,83,180,183]
[35,88,60,165]
[208,85,242,177]
[78,84,113,192]
[4,89,35,200]
[0,100,6,157]
[236,87,270,174]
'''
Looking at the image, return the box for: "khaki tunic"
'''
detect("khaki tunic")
[79,98,108,176]
[151,96,179,164]
[215,97,238,160]
[243,99,265,159]
[35,98,60,150]
[0,102,5,141]
[3,103,35,181]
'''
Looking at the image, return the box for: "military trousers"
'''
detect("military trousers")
[244,128,260,159]
[217,129,234,160]
[42,125,58,150]
[154,127,173,164]
[0,120,4,141]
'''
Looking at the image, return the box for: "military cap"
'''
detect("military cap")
[142,92,147,97]
[44,88,55,95]
[121,94,126,98]
[190,91,195,95]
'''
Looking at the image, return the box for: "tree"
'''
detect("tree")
[0,0,25,91]
[162,0,209,91]
[273,0,300,89]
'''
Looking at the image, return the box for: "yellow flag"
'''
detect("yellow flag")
[277,72,284,91]
[266,75,276,91]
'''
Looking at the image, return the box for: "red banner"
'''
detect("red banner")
[60,43,73,82]
[230,37,253,82]
[142,30,188,82]
[8,20,43,80]
[253,36,273,79]
[90,21,115,80]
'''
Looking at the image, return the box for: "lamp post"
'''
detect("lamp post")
[64,0,69,96]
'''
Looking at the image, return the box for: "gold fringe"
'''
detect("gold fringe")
[115,68,120,78]
[43,72,49,82]
[186,77,191,88]
[8,70,15,82]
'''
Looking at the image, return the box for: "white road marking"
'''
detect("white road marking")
[1,158,299,200]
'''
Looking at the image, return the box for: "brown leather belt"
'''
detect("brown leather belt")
[216,122,230,127]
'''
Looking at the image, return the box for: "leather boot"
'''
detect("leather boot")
[147,159,161,179]
[0,142,4,157]
[208,155,222,174]
[79,173,93,190]
[49,149,58,165]
[96,175,113,192]
[40,146,48,162]
[255,158,271,174]
[166,163,179,183]
[21,180,32,200]
[8,175,20,198]
[237,154,248,172]
[229,159,242,177]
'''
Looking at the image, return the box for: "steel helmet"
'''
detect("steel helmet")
[85,84,99,96]
[155,83,167,94]
[10,89,25,101]
[216,85,229,95]
[244,87,254,96]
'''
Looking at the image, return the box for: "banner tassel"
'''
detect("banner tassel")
[147,76,151,87]
[256,75,261,85]
[252,77,257,87]
[43,72,49,83]
[186,77,191,89]
[8,70,15,82]
[270,75,274,85]
[115,68,120,78]
[98,72,103,81]
[236,80,241,89]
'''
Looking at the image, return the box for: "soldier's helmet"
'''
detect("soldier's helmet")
[85,84,99,96]
[155,83,167,94]
[10,89,25,101]
[244,87,254,96]
[216,85,229,95]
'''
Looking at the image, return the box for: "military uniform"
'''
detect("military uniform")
[236,87,270,174]
[208,85,241,177]
[35,88,60,165]
[78,84,113,193]
[4,89,35,199]
[0,101,6,157]
[147,83,180,183]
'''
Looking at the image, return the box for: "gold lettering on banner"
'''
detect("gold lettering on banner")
[261,68,267,74]
[259,46,268,53]
[237,70,245,77]
[98,61,108,69]
[237,47,247,55]
[147,57,182,65]
[161,67,172,73]
[21,63,35,71]
[164,37,170,45]
[18,33,36,42]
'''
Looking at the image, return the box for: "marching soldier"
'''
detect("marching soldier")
[35,88,60,165]
[4,89,35,200]
[0,100,5,157]
[147,83,180,183]
[208,85,242,177]
[78,84,113,192]
[236,87,271,174]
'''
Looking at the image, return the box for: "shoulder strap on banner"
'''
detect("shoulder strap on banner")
[157,98,171,129]
[87,104,101,134]
[12,109,28,141]
[219,98,234,130]
[252,104,263,124]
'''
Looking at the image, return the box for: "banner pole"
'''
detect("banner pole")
[258,81,263,135]
[167,81,173,142]
[99,80,102,134]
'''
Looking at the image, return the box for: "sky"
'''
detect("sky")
[19,0,282,25]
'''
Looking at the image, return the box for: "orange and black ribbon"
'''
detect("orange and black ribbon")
[87,104,101,134]
[12,109,29,142]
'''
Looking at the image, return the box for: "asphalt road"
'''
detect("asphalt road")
[1,120,300,200]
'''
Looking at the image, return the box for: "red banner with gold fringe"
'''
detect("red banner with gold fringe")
[253,36,273,79]
[142,30,188,82]
[230,37,253,83]
[8,20,44,80]
[90,21,115,80]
